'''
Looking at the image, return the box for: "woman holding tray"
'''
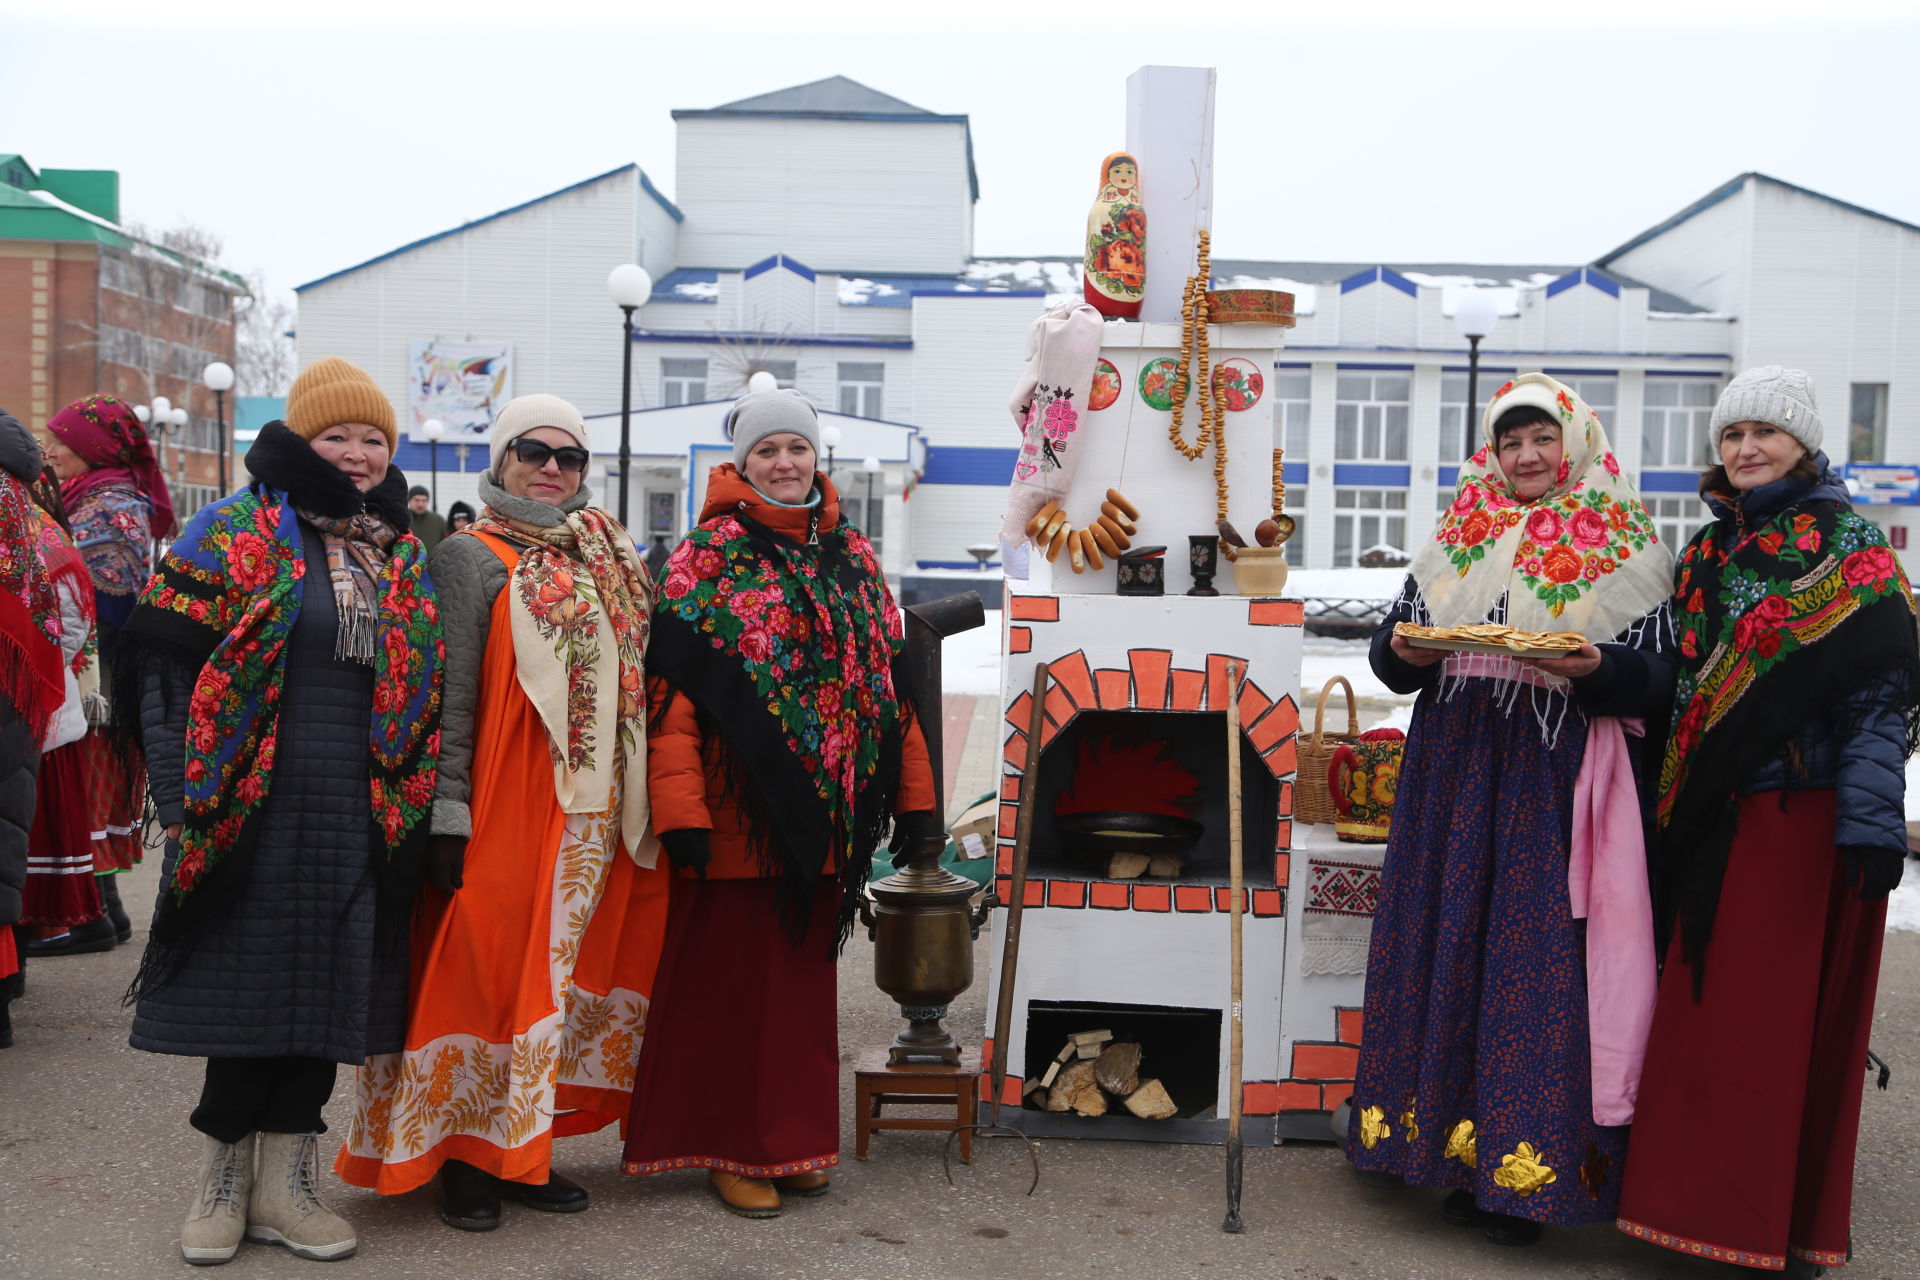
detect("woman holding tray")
[1616,367,1916,1276]
[1344,373,1676,1248]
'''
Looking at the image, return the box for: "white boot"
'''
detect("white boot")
[180,1133,253,1266]
[245,1132,358,1261]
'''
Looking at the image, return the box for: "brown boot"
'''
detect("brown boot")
[774,1171,830,1197]
[708,1171,781,1218]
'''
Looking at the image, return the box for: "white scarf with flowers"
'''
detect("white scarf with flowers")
[1410,373,1675,645]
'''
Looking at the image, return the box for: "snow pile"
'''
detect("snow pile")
[962,259,1082,308]
[838,277,904,306]
[1399,270,1559,318]
[670,280,719,301]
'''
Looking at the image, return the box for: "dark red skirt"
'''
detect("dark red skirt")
[1617,790,1883,1271]
[84,732,144,873]
[621,879,840,1179]
[22,741,102,927]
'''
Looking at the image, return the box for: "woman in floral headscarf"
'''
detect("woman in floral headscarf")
[1344,374,1677,1249]
[39,394,173,932]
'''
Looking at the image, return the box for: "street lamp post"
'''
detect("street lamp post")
[607,263,654,527]
[861,455,882,545]
[1453,291,1500,460]
[149,395,174,487]
[421,417,446,508]
[820,424,842,485]
[202,361,234,495]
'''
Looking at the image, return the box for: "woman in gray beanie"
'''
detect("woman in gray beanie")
[1618,366,1918,1276]
[621,389,938,1218]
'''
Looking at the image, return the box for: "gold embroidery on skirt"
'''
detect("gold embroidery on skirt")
[1357,1105,1393,1150]
[1492,1141,1557,1197]
[1443,1118,1478,1168]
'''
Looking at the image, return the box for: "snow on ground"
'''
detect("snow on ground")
[1285,567,1407,600]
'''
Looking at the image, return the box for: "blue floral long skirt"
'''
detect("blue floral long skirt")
[1343,676,1628,1224]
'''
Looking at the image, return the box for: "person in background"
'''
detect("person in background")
[1345,374,1676,1248]
[644,533,670,580]
[119,356,443,1265]
[445,500,475,533]
[40,393,173,949]
[0,410,66,1049]
[622,390,937,1218]
[337,394,667,1235]
[1617,367,1917,1277]
[407,485,447,553]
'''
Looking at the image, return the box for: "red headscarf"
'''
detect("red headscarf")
[47,393,176,538]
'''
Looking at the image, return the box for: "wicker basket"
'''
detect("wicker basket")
[1298,676,1360,826]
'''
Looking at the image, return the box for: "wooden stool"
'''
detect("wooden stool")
[853,1046,981,1163]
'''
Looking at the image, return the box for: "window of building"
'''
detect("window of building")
[1850,383,1889,463]
[1645,495,1709,552]
[837,362,885,419]
[1274,371,1311,460]
[1281,498,1306,570]
[1333,488,1407,567]
[760,360,798,389]
[1559,376,1617,426]
[1334,372,1410,462]
[661,358,707,407]
[1642,377,1718,469]
[1438,371,1514,462]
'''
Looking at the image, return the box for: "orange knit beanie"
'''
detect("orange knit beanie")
[284,357,397,449]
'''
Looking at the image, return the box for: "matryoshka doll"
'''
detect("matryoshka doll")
[1084,152,1145,317]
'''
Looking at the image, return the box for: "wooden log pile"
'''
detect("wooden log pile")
[1023,1029,1178,1119]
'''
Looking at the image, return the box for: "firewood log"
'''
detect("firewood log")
[1123,1078,1177,1119]
[1147,854,1184,878]
[1107,852,1150,879]
[1048,1059,1108,1116]
[1094,1041,1142,1096]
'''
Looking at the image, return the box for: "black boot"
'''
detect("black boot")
[500,1169,589,1213]
[436,1160,502,1231]
[99,874,131,943]
[26,918,117,956]
[1441,1189,1481,1226]
[1483,1208,1543,1246]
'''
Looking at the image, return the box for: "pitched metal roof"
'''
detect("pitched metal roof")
[295,164,683,293]
[705,75,933,117]
[1597,171,1920,267]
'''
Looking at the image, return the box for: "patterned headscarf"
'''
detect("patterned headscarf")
[1410,373,1675,644]
[48,393,176,538]
[0,471,63,742]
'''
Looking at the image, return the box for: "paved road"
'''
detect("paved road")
[5,697,1916,1278]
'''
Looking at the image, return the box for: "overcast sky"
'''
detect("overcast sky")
[9,0,1919,308]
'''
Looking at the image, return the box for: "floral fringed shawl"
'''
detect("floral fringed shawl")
[1658,495,1920,979]
[650,473,907,943]
[121,484,444,964]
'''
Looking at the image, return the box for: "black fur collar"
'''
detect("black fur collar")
[244,421,412,531]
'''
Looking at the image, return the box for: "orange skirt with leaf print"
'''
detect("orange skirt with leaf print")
[335,568,670,1195]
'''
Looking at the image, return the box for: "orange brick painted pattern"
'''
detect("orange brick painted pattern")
[1246,599,1305,626]
[1008,595,1059,622]
[1088,881,1130,909]
[997,802,1018,841]
[1242,1082,1281,1115]
[1237,681,1273,733]
[1008,626,1032,654]
[1174,885,1212,913]
[1293,1043,1360,1081]
[1049,650,1095,710]
[1337,1009,1365,1045]
[1251,888,1284,916]
[1095,670,1132,709]
[1002,730,1028,773]
[1004,691,1033,736]
[1043,684,1076,731]
[1206,654,1241,710]
[1046,880,1087,908]
[1275,1081,1323,1111]
[1273,850,1291,885]
[1131,884,1172,912]
[1170,669,1206,712]
[1213,887,1247,912]
[1263,737,1298,779]
[1129,649,1172,709]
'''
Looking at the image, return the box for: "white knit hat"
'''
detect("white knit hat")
[725,389,820,468]
[1710,365,1822,456]
[488,394,590,474]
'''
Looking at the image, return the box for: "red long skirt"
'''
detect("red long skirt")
[622,879,840,1179]
[22,742,102,927]
[84,732,144,872]
[1617,790,1884,1271]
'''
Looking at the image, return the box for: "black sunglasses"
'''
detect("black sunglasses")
[510,438,590,473]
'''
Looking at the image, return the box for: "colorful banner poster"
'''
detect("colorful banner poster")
[409,339,512,441]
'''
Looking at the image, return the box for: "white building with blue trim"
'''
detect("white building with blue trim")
[294,79,1920,573]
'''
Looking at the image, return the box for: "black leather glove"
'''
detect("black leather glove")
[426,834,467,894]
[660,828,712,877]
[888,810,943,868]
[1843,846,1904,901]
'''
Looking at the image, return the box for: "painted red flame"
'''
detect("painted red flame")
[1055,735,1201,819]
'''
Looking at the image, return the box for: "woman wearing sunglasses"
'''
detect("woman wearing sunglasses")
[336,395,670,1234]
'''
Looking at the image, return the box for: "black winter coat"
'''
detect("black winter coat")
[0,701,38,928]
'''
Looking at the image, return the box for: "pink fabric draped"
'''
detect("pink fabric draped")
[1567,715,1657,1127]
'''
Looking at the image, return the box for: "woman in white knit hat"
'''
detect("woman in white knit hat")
[1617,366,1918,1277]
[335,394,670,1235]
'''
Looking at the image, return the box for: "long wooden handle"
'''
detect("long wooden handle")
[987,661,1050,1127]
[1223,659,1247,1232]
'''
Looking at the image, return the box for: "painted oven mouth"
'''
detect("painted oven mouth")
[1029,709,1278,888]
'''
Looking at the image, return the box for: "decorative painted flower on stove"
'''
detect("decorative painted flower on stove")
[1357,1104,1392,1150]
[1492,1141,1557,1197]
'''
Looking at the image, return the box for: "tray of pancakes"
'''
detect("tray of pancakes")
[1393,621,1587,658]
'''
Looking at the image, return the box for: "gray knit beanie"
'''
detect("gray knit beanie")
[1711,365,1822,456]
[725,389,820,469]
